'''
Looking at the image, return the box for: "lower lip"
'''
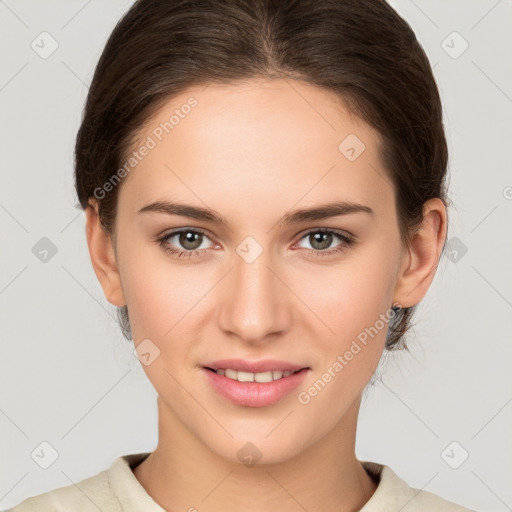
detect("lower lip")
[202,368,309,407]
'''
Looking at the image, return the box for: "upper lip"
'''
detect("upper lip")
[202,359,309,373]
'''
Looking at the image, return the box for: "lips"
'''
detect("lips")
[201,358,310,407]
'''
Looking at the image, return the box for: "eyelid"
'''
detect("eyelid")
[292,227,355,253]
[158,226,218,247]
[294,226,355,241]
[157,225,356,259]
[157,226,353,246]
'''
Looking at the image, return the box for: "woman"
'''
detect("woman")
[8,0,477,510]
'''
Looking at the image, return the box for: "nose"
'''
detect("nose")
[217,249,291,345]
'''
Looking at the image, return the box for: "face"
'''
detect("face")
[99,79,409,464]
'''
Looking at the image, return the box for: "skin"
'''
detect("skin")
[85,78,446,512]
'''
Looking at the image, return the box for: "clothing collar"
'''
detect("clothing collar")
[107,452,406,511]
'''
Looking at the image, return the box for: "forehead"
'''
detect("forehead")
[120,79,394,218]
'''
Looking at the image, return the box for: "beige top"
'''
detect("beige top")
[7,452,475,511]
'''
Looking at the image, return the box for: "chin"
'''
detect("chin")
[199,425,314,468]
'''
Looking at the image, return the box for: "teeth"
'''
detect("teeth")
[256,371,274,383]
[237,371,254,382]
[216,368,299,383]
[225,369,237,380]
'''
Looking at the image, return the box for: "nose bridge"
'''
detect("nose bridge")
[217,239,288,342]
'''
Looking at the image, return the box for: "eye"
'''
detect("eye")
[157,228,216,259]
[295,228,356,257]
[157,227,356,260]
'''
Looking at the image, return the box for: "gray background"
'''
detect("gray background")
[1,1,511,510]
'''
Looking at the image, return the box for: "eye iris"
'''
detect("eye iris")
[180,231,202,250]
[310,232,332,250]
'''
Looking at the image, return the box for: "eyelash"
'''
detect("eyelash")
[156,227,356,260]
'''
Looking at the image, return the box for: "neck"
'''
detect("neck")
[133,396,378,512]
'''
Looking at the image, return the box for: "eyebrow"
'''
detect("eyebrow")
[137,200,375,226]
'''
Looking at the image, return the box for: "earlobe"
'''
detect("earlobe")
[84,203,126,307]
[392,198,447,309]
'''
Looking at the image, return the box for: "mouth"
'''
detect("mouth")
[201,359,310,407]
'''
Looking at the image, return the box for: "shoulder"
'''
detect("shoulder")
[360,461,477,512]
[6,452,156,512]
[5,470,118,512]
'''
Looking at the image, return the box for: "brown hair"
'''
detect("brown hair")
[75,0,450,350]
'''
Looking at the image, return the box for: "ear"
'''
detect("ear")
[84,202,126,307]
[392,198,447,308]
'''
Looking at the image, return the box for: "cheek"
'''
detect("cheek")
[295,264,394,416]
[302,256,397,339]
[118,223,399,347]
[116,240,191,339]
[297,245,398,389]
